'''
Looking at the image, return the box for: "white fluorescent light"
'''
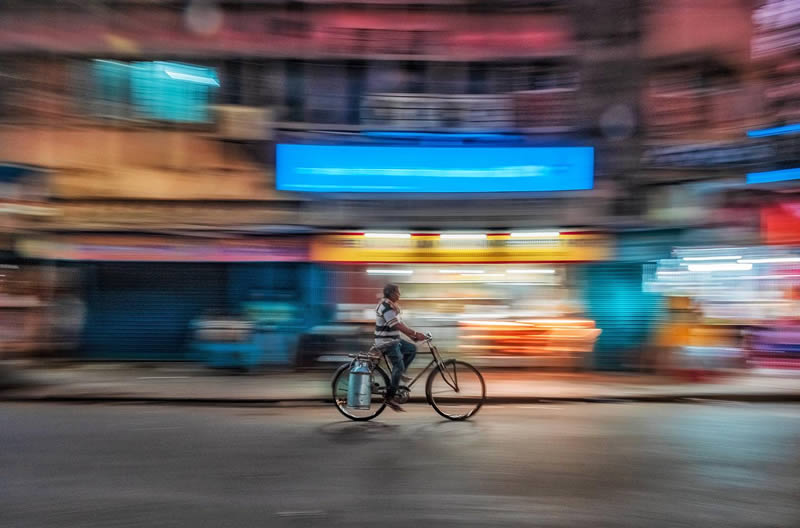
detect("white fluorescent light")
[721,274,800,280]
[366,269,413,275]
[439,269,484,274]
[738,257,800,264]
[460,321,525,326]
[506,269,556,274]
[94,59,129,67]
[440,233,487,240]
[164,69,220,86]
[509,231,560,238]
[363,233,411,239]
[682,255,742,261]
[687,263,752,272]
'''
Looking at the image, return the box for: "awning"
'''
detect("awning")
[17,235,309,262]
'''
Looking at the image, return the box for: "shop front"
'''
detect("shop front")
[18,234,315,364]
[305,231,607,368]
[647,242,800,373]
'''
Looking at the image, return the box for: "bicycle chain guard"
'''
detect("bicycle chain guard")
[393,386,410,404]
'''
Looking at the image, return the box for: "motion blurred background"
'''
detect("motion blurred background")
[1,0,799,378]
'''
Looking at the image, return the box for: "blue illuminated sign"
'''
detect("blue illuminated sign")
[747,123,800,138]
[276,144,594,193]
[747,167,800,184]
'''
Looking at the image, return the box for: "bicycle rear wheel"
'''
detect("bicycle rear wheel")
[426,359,486,420]
[332,363,390,421]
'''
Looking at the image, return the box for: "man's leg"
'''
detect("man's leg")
[385,341,404,400]
[399,340,417,372]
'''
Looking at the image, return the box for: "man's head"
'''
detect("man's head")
[383,283,400,302]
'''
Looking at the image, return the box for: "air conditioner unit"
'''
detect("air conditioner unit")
[214,106,273,140]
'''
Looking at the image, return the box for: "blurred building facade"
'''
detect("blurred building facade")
[0,0,797,370]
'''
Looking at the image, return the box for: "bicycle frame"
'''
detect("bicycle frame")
[337,337,484,420]
[375,339,459,392]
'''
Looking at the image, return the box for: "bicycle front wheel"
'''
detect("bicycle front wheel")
[332,363,390,421]
[426,359,486,420]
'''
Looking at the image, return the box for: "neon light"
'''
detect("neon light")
[747,124,800,137]
[366,269,414,275]
[363,233,411,239]
[682,255,742,261]
[460,321,526,326]
[509,231,560,238]
[747,167,800,184]
[276,145,594,193]
[440,234,487,240]
[516,319,594,325]
[164,69,220,86]
[687,263,752,272]
[738,257,800,264]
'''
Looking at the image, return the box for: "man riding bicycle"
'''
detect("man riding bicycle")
[375,283,426,412]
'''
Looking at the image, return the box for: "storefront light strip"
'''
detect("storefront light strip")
[506,269,556,274]
[716,274,800,280]
[517,319,594,325]
[164,69,220,86]
[460,321,526,326]
[747,167,800,185]
[440,234,487,240]
[366,269,413,275]
[738,257,800,264]
[747,123,800,137]
[686,263,752,272]
[509,231,560,238]
[363,233,411,239]
[682,255,742,261]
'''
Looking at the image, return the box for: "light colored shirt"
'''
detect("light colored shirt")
[375,298,401,345]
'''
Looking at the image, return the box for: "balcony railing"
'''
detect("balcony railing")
[358,90,578,132]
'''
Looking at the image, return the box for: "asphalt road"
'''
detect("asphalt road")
[2,402,799,528]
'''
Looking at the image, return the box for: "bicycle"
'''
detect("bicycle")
[331,334,486,421]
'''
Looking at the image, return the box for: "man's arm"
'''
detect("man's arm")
[382,302,425,341]
[394,321,425,342]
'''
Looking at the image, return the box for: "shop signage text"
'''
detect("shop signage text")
[18,237,308,262]
[642,142,774,169]
[362,94,514,130]
[311,233,610,263]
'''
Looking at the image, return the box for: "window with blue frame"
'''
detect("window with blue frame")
[90,60,219,123]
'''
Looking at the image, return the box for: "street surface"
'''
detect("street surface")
[2,403,799,527]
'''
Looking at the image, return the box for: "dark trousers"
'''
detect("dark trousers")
[385,339,417,399]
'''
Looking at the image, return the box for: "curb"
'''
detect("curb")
[3,393,800,407]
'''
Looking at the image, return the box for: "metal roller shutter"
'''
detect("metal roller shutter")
[580,263,665,371]
[81,263,226,360]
